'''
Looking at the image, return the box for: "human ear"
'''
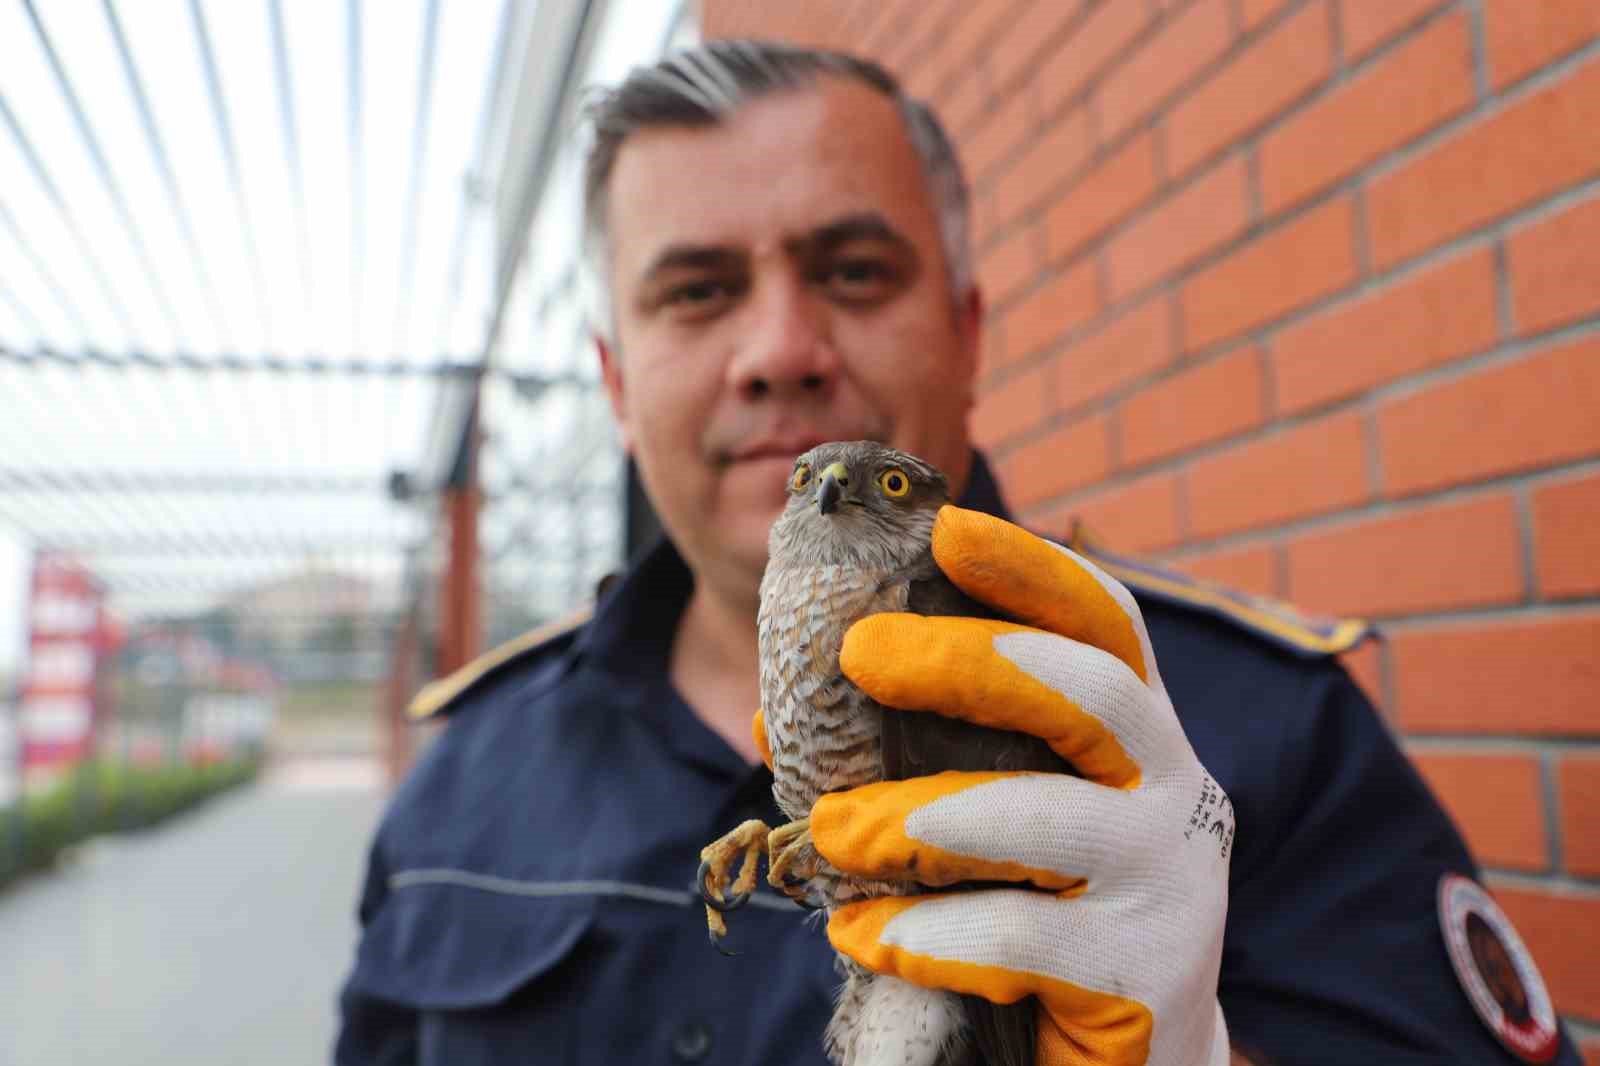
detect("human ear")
[596,335,634,454]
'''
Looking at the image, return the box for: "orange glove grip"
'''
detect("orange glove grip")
[931,506,1148,685]
[840,614,1140,790]
[827,895,1156,1065]
[751,709,773,771]
[811,770,1086,891]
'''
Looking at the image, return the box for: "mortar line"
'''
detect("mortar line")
[1541,752,1566,877]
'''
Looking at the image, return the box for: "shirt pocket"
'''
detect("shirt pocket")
[346,872,595,1012]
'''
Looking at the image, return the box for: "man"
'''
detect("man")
[337,41,1577,1065]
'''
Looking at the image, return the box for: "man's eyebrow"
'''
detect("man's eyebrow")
[636,213,912,286]
[638,245,745,284]
[801,212,914,254]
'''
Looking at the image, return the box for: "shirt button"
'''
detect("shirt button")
[672,1020,712,1062]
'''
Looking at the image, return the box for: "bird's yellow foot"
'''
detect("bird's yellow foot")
[766,817,821,903]
[697,819,772,951]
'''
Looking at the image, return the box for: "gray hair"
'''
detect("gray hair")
[579,40,972,342]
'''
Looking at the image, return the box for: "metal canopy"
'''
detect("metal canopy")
[0,0,662,647]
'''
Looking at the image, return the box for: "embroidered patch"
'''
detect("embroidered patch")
[1438,874,1560,1063]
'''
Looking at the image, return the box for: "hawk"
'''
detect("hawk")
[698,441,1068,1066]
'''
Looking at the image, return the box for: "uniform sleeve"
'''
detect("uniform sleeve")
[1217,666,1581,1065]
[334,832,419,1066]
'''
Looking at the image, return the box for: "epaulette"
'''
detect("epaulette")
[1065,522,1372,658]
[407,606,592,720]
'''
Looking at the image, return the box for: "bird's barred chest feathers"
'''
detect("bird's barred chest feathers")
[758,562,905,821]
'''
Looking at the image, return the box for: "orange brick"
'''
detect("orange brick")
[1557,753,1600,877]
[1260,12,1474,213]
[972,360,1054,449]
[1119,347,1266,468]
[1493,886,1600,1018]
[1339,0,1448,63]
[1174,542,1281,598]
[1271,246,1498,415]
[942,0,1017,68]
[1485,0,1600,91]
[1186,409,1371,538]
[1410,750,1548,871]
[940,72,989,138]
[997,258,1100,366]
[990,109,1095,230]
[1508,192,1600,337]
[1165,2,1334,178]
[1340,640,1386,710]
[1106,155,1251,301]
[860,0,922,56]
[876,4,933,72]
[974,187,1004,249]
[1367,53,1600,270]
[979,225,1041,310]
[914,0,995,95]
[997,413,1112,509]
[1096,0,1233,142]
[1239,0,1292,33]
[1033,0,1154,118]
[987,0,1088,94]
[1533,470,1600,600]
[1181,196,1359,351]
[1044,133,1160,262]
[1285,494,1526,618]
[1047,472,1183,553]
[1378,336,1600,497]
[1392,612,1600,735]
[964,92,1033,185]
[1057,295,1175,410]
[1582,1039,1600,1066]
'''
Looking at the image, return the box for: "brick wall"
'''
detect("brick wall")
[700,0,1600,1050]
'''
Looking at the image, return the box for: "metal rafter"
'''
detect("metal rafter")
[0,343,584,387]
[392,0,442,356]
[22,0,187,350]
[347,0,364,354]
[0,469,381,495]
[186,0,275,349]
[266,0,316,350]
[0,91,137,343]
[100,0,234,349]
[32,533,421,557]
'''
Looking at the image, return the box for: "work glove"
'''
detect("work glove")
[814,506,1234,1066]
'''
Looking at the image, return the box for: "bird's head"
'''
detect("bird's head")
[767,440,949,569]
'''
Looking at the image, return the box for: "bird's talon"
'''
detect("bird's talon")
[697,859,752,913]
[697,819,772,947]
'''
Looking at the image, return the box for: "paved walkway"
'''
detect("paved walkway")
[0,758,385,1066]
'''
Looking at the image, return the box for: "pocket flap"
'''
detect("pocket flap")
[348,871,594,1010]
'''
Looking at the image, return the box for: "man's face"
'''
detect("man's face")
[598,78,981,604]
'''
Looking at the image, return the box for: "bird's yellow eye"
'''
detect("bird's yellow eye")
[792,464,812,491]
[878,468,910,498]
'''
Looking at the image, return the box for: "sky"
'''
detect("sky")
[0,0,687,677]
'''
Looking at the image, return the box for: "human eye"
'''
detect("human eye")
[661,275,743,321]
[817,255,901,305]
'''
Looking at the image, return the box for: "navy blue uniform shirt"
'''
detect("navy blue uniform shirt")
[337,453,1579,1065]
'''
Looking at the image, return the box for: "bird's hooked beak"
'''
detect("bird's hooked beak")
[816,462,850,515]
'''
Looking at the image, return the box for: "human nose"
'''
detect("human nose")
[726,274,839,401]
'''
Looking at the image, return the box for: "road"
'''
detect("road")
[0,758,385,1066]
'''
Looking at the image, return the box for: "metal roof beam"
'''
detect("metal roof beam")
[22,0,188,349]
[186,0,275,348]
[0,343,584,389]
[101,0,235,348]
[0,469,382,495]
